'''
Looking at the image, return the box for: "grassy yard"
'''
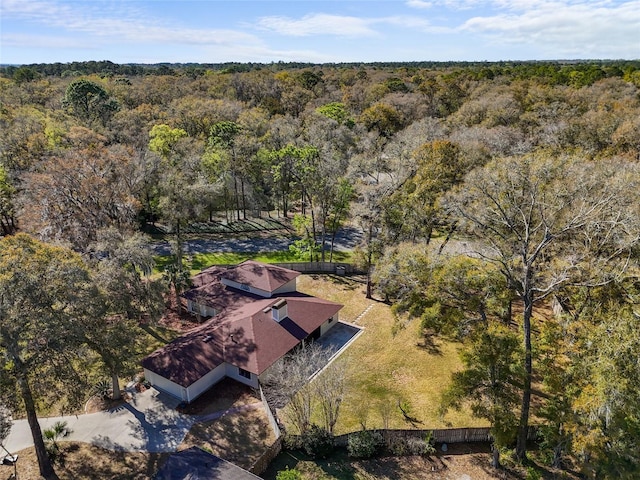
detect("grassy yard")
[154,251,354,274]
[295,275,483,434]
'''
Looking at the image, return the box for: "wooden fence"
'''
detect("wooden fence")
[210,262,365,275]
[259,385,281,439]
[333,426,539,447]
[249,436,283,476]
[249,426,539,475]
[270,262,365,275]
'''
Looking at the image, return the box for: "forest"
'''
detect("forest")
[1,60,640,478]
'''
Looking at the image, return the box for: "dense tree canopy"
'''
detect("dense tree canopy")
[0,234,98,479]
[0,60,639,476]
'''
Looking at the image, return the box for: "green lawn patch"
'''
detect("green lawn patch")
[154,251,353,274]
[293,275,483,435]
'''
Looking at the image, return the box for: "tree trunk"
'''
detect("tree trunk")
[516,287,534,461]
[309,204,318,262]
[437,223,457,256]
[365,224,374,299]
[17,374,59,480]
[328,208,342,264]
[241,179,247,220]
[234,176,241,221]
[111,371,122,401]
[366,251,373,299]
[492,444,501,468]
[282,192,288,218]
[328,234,336,264]
[320,219,327,263]
[504,298,513,325]
[223,186,230,223]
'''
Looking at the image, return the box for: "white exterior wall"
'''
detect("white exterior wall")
[143,368,188,401]
[145,363,228,404]
[271,303,287,322]
[320,313,340,336]
[220,278,271,298]
[185,363,227,403]
[186,299,216,318]
[272,278,297,295]
[225,364,259,388]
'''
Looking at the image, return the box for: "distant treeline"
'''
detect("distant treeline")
[2,59,640,87]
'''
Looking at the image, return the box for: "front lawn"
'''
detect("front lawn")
[154,251,354,274]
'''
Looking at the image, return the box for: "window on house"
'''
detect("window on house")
[238,368,251,379]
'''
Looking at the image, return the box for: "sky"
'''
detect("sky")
[1,0,639,65]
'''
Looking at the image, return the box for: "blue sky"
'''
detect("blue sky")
[1,0,639,65]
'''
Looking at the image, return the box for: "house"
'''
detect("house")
[154,446,260,479]
[142,260,343,403]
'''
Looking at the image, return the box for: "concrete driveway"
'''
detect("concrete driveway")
[4,387,195,454]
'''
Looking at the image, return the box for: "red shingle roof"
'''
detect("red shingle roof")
[221,260,300,293]
[142,262,342,388]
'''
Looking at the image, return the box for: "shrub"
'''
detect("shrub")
[301,425,334,459]
[526,466,542,480]
[283,433,302,450]
[386,437,407,456]
[276,467,303,480]
[386,433,435,457]
[405,437,434,456]
[93,379,111,399]
[43,421,72,466]
[347,430,384,458]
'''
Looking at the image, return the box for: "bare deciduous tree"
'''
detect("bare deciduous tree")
[261,343,345,435]
[443,152,640,460]
[314,363,347,434]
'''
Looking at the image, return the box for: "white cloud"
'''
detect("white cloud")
[428,0,486,10]
[0,33,92,49]
[2,0,264,48]
[405,0,433,9]
[380,15,433,29]
[460,1,640,57]
[3,0,638,62]
[256,13,378,37]
[256,13,445,37]
[1,0,71,19]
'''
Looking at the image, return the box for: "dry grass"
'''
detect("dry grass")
[178,377,275,470]
[296,275,482,434]
[0,443,169,480]
[180,406,276,470]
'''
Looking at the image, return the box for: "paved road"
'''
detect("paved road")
[4,388,194,454]
[151,226,363,256]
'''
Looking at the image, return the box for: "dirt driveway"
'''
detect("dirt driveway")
[178,378,277,470]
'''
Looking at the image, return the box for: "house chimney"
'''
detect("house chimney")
[271,299,287,322]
